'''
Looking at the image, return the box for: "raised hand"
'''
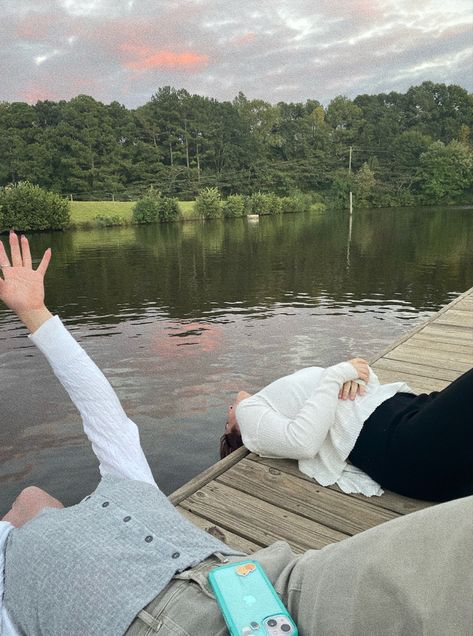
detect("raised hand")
[0,232,52,332]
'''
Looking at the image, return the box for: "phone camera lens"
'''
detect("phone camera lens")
[281,624,291,632]
[250,622,259,629]
[267,619,277,627]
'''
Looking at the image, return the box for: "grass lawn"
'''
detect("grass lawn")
[69,200,197,227]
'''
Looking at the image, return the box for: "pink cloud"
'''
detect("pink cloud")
[232,32,256,46]
[16,14,57,40]
[20,83,59,104]
[121,43,209,71]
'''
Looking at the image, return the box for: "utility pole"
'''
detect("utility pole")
[348,146,353,216]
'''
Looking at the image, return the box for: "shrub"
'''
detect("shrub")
[93,214,125,228]
[132,194,159,224]
[248,192,282,215]
[223,194,246,218]
[268,192,283,215]
[195,187,223,219]
[0,181,70,231]
[281,191,313,214]
[157,196,180,222]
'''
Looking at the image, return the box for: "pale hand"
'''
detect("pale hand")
[0,232,52,332]
[338,380,366,401]
[347,358,370,383]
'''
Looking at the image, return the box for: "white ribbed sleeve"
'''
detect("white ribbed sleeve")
[29,315,156,486]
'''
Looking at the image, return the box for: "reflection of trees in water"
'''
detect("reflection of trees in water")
[38,208,473,323]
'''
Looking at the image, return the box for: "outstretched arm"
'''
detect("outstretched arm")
[0,232,156,486]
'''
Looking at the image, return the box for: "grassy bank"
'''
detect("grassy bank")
[69,200,197,228]
[68,199,325,229]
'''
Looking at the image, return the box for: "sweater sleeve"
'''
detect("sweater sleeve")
[236,362,358,460]
[0,522,16,636]
[29,316,157,486]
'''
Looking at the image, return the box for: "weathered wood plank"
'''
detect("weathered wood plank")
[420,323,473,343]
[373,369,448,393]
[434,311,473,328]
[372,357,461,382]
[248,455,432,515]
[217,458,398,535]
[178,507,261,553]
[452,303,473,313]
[398,336,473,356]
[170,446,249,505]
[179,481,348,552]
[408,331,473,350]
[384,346,472,371]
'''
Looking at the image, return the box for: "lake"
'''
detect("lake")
[1,206,472,513]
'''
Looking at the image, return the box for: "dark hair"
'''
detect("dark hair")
[219,428,244,459]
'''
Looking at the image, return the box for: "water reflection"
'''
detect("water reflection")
[1,207,472,511]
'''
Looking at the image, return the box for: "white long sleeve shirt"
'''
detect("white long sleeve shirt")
[1,316,157,635]
[236,362,412,496]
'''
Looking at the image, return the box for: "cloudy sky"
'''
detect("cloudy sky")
[2,0,472,108]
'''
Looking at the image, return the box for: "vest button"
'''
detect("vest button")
[172,552,180,559]
[102,502,109,508]
[145,535,153,543]
[123,516,131,522]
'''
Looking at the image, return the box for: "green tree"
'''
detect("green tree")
[419,140,473,203]
[353,163,376,207]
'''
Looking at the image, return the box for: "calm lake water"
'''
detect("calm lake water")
[1,206,472,512]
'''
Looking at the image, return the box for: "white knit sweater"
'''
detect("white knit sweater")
[236,362,413,496]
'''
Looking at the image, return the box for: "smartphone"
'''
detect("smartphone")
[208,559,298,636]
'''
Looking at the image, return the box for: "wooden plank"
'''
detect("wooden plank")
[373,369,448,393]
[434,310,473,328]
[420,323,473,343]
[170,446,249,505]
[452,303,473,313]
[410,330,473,349]
[217,458,398,535]
[399,336,473,356]
[179,481,348,552]
[248,455,432,515]
[384,346,472,371]
[372,358,460,382]
[178,507,261,553]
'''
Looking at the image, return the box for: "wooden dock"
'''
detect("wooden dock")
[170,287,473,554]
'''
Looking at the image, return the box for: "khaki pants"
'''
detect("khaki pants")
[126,496,473,635]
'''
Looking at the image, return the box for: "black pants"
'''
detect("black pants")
[349,367,473,502]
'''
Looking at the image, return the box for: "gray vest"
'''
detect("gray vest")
[5,475,240,636]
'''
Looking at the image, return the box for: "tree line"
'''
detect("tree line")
[0,81,472,207]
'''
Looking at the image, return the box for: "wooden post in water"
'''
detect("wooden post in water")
[348,146,353,215]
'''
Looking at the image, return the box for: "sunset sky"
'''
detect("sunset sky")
[2,0,472,107]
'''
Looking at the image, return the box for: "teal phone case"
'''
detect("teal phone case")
[208,559,298,636]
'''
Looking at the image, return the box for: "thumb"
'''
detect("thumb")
[36,248,52,277]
